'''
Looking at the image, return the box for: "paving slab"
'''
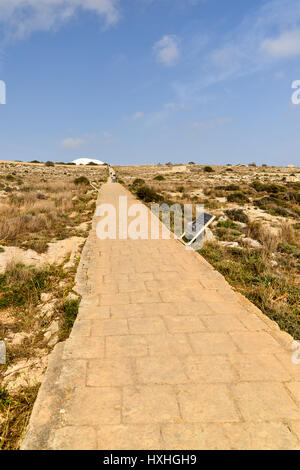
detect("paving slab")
[22,180,300,450]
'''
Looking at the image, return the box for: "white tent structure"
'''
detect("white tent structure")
[72,158,105,166]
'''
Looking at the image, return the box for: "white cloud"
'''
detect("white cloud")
[261,30,300,58]
[101,130,114,142]
[0,0,120,41]
[144,101,186,125]
[61,137,85,149]
[153,35,180,66]
[172,0,300,101]
[164,102,185,110]
[192,117,232,130]
[132,111,144,120]
[274,70,286,79]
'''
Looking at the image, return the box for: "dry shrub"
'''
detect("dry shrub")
[4,261,35,284]
[0,216,24,242]
[0,179,84,246]
[247,221,298,253]
[246,221,278,252]
[279,221,297,245]
[27,213,50,232]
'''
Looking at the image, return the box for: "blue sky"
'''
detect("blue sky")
[0,0,299,166]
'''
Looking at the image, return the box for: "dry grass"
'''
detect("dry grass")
[246,221,297,252]
[116,163,300,340]
[0,163,106,251]
[0,384,40,450]
[0,161,108,449]
[246,222,278,252]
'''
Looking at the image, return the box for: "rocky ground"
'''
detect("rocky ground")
[115,163,300,340]
[0,161,107,449]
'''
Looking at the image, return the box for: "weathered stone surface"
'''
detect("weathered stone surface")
[51,426,97,450]
[97,424,162,450]
[123,385,180,424]
[21,180,300,451]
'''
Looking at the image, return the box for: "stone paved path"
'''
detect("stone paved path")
[22,181,300,450]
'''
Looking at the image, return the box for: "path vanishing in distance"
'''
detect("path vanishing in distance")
[22,180,300,450]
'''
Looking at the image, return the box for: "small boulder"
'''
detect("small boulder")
[220,241,241,249]
[48,334,59,348]
[11,332,31,346]
[66,292,79,303]
[39,301,56,319]
[44,320,60,347]
[45,320,59,336]
[40,292,52,303]
[242,237,262,249]
[204,228,216,242]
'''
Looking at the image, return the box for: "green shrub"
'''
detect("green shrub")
[227,192,249,203]
[217,220,239,229]
[136,186,163,203]
[284,192,300,203]
[0,264,53,310]
[203,166,214,173]
[251,180,284,193]
[219,229,242,241]
[225,209,249,223]
[0,387,11,409]
[251,180,265,192]
[153,175,165,181]
[5,174,15,181]
[198,242,224,263]
[264,184,284,194]
[216,184,240,191]
[132,178,145,187]
[64,299,79,330]
[74,176,90,185]
[254,196,298,218]
[278,243,300,258]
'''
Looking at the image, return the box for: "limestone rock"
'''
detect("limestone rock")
[220,241,241,249]
[48,334,59,348]
[4,356,48,392]
[11,332,31,346]
[41,293,52,303]
[204,228,216,242]
[0,236,84,274]
[40,301,56,319]
[45,321,59,336]
[242,237,262,249]
[44,321,60,347]
[66,292,79,303]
